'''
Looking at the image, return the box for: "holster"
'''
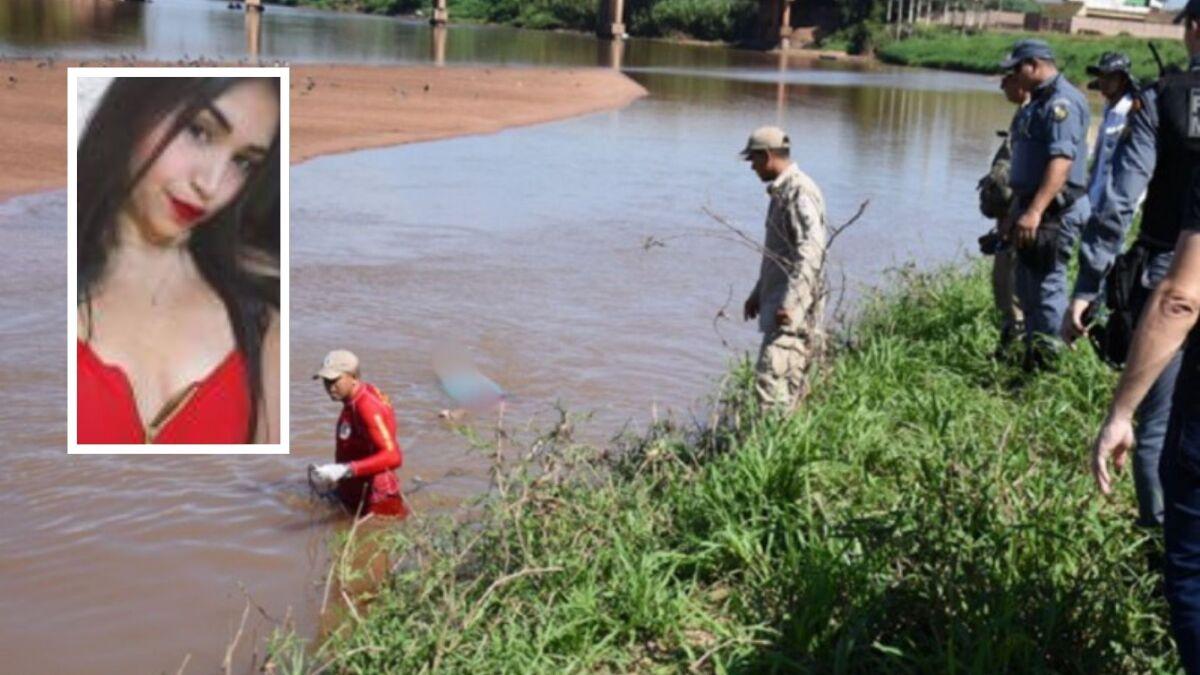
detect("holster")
[977,230,1004,256]
[1015,213,1062,274]
[1013,187,1081,274]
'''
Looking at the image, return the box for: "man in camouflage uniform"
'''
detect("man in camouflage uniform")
[740,126,827,411]
[983,72,1031,351]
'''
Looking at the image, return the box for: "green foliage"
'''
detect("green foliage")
[268,262,1176,673]
[512,0,598,31]
[878,28,1188,84]
[825,19,893,55]
[625,0,757,41]
[445,0,495,22]
[265,0,424,14]
[834,0,884,28]
[274,0,760,41]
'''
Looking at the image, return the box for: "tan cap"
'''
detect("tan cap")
[739,126,790,159]
[314,349,359,380]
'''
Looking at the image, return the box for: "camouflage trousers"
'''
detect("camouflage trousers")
[754,328,818,412]
[990,244,1023,336]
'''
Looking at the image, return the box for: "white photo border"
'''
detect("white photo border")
[67,66,290,455]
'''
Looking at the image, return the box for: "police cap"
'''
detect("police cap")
[999,39,1055,70]
[1086,51,1132,78]
[1086,51,1135,90]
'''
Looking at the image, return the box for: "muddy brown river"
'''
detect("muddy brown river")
[0,0,1061,672]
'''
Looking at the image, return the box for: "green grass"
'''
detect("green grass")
[267,262,1176,673]
[878,27,1188,85]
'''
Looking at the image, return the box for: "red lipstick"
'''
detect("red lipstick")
[168,195,205,226]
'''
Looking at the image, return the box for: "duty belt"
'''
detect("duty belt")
[1016,185,1085,217]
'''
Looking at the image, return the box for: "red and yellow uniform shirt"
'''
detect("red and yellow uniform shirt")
[334,382,406,516]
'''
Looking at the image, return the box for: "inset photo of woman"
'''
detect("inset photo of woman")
[67,69,289,452]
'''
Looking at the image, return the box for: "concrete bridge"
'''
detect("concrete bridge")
[235,0,801,48]
[425,0,801,48]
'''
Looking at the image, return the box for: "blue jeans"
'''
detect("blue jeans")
[1161,348,1200,673]
[1015,198,1088,347]
[1132,250,1180,527]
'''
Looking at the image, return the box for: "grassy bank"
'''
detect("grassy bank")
[876,27,1188,84]
[268,262,1175,673]
[267,0,758,42]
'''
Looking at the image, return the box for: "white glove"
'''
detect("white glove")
[311,463,350,486]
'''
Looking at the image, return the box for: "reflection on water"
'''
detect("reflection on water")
[430,23,445,66]
[0,0,140,46]
[0,1,1093,673]
[246,6,261,58]
[599,36,624,70]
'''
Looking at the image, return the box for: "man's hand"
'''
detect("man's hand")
[311,463,350,488]
[775,308,791,328]
[1060,298,1090,345]
[743,294,759,322]
[1015,208,1042,248]
[1091,414,1135,495]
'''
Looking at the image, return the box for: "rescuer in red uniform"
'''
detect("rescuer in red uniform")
[309,349,409,518]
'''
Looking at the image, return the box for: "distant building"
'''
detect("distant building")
[1027,0,1180,36]
[1037,0,1165,23]
[1082,0,1165,15]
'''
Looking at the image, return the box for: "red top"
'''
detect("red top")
[334,381,404,513]
[77,340,252,444]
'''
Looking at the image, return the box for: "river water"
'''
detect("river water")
[1,0,1054,672]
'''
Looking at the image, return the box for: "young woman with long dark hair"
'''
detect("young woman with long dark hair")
[76,76,281,444]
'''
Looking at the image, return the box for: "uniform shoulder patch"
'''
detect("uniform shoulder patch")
[1189,88,1200,138]
[1051,99,1070,122]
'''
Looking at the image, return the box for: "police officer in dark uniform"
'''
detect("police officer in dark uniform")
[1068,43,1197,530]
[1001,39,1091,369]
[1092,3,1200,668]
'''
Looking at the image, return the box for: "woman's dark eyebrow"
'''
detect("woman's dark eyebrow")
[201,102,271,157]
[201,102,233,133]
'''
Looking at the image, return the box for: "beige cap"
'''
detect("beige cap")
[314,349,359,380]
[739,126,790,159]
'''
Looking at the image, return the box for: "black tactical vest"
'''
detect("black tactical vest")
[1141,70,1200,248]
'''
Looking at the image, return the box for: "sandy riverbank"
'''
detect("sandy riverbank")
[0,59,648,202]
[779,46,876,65]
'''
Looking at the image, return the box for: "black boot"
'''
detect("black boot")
[1022,334,1061,373]
[992,321,1022,362]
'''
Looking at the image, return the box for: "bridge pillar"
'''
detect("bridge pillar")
[754,0,793,48]
[598,0,625,39]
[779,0,794,46]
[431,0,448,26]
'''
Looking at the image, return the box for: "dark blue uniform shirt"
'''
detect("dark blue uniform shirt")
[1009,73,1091,198]
[1075,55,1200,301]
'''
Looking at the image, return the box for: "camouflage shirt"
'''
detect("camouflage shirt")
[754,163,827,334]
